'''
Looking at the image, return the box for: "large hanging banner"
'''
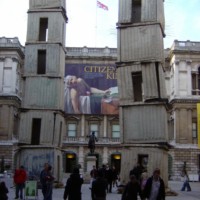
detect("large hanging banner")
[197,104,200,148]
[64,64,119,115]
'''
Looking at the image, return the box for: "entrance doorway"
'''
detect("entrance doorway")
[111,153,121,173]
[65,153,76,173]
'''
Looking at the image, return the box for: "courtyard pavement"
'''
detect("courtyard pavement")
[1,175,200,200]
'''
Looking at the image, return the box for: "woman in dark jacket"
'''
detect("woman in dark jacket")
[0,181,9,200]
[63,167,84,200]
[121,175,141,200]
[143,168,165,200]
[92,169,108,200]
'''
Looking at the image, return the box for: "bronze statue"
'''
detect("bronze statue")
[87,131,98,154]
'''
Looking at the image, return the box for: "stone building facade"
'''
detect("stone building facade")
[1,38,200,181]
[165,40,200,181]
[63,47,121,177]
[0,0,200,183]
[0,37,24,172]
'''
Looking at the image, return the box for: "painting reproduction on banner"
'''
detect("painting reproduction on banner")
[64,64,119,115]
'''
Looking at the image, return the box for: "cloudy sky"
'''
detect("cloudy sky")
[0,0,199,49]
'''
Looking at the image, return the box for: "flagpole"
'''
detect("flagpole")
[95,0,97,47]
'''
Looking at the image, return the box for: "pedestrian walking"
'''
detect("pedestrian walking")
[63,167,84,200]
[14,165,27,200]
[90,165,98,188]
[129,163,144,182]
[181,169,191,191]
[105,164,113,193]
[40,163,50,199]
[140,170,148,200]
[112,166,119,188]
[121,174,141,200]
[92,169,108,200]
[44,165,54,200]
[143,168,165,200]
[0,181,9,200]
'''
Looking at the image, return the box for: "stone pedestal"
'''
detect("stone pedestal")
[84,155,97,183]
[86,155,97,172]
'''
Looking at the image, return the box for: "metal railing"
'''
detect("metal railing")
[63,136,120,144]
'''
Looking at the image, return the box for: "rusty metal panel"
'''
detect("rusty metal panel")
[142,62,167,100]
[117,64,141,100]
[123,105,168,142]
[27,13,65,44]
[29,0,66,9]
[142,63,158,99]
[142,0,156,22]
[142,0,165,30]
[23,77,64,109]
[118,0,132,23]
[19,110,64,144]
[118,24,164,62]
[19,113,31,143]
[120,147,168,184]
[158,64,167,98]
[157,0,165,30]
[25,44,64,75]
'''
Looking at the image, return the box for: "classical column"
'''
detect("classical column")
[81,115,85,137]
[0,57,5,91]
[102,147,108,165]
[78,146,84,174]
[103,115,107,137]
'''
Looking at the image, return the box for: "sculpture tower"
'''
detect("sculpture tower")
[117,0,169,183]
[16,0,67,181]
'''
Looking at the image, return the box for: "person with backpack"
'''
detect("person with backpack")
[14,165,27,200]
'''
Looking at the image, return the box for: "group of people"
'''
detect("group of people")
[63,163,165,200]
[90,164,119,193]
[63,164,119,200]
[14,163,54,200]
[122,165,165,200]
[0,162,194,200]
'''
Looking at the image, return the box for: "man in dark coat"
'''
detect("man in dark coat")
[63,167,84,200]
[121,175,141,200]
[143,168,165,200]
[129,163,144,181]
[40,163,49,199]
[105,164,113,193]
[92,170,108,200]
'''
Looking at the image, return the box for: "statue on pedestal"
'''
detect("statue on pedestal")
[87,131,98,154]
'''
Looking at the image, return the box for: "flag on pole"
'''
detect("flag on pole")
[97,1,108,11]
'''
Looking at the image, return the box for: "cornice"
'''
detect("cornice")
[170,98,200,104]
